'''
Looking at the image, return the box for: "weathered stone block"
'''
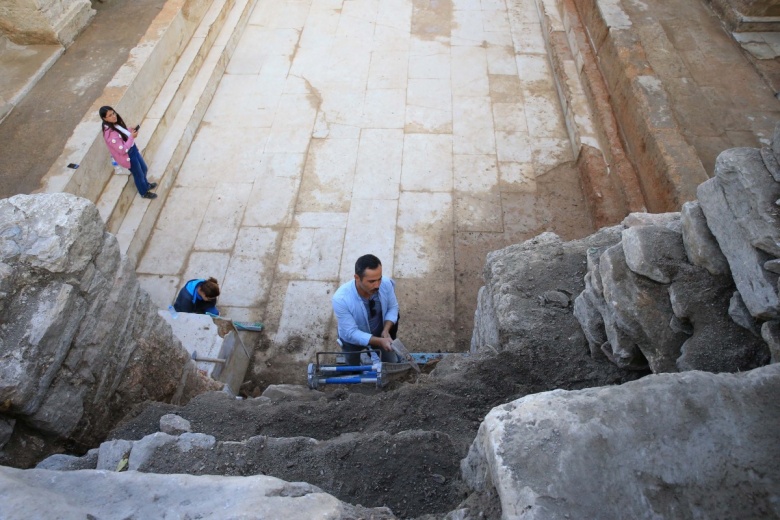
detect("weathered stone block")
[573,274,608,359]
[681,201,730,276]
[160,414,192,436]
[600,244,687,372]
[0,282,85,415]
[621,211,681,231]
[261,385,325,402]
[698,177,779,319]
[36,449,97,471]
[622,225,687,284]
[0,194,103,274]
[96,439,133,471]
[462,364,780,519]
[128,432,178,471]
[0,194,219,467]
[713,147,780,257]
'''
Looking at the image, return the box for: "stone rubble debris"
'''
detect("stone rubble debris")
[573,127,780,373]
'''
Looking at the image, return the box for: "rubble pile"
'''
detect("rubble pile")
[573,129,780,373]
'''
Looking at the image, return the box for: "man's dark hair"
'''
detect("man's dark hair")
[355,254,382,278]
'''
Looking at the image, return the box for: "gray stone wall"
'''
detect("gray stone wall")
[0,193,220,468]
[565,130,779,374]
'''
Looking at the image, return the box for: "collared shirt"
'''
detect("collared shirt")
[332,277,399,346]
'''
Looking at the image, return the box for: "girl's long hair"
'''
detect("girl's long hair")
[99,106,129,142]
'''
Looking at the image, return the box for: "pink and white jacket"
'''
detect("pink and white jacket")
[102,125,135,169]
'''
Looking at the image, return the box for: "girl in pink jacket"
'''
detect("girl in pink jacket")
[99,106,157,199]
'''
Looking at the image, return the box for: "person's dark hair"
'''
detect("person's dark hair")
[355,254,382,278]
[200,277,220,299]
[99,105,129,142]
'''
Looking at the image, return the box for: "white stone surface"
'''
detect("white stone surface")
[0,466,373,520]
[135,0,574,357]
[159,310,223,376]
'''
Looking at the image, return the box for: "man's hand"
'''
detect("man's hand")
[369,335,393,351]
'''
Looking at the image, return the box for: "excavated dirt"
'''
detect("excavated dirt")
[110,230,645,518]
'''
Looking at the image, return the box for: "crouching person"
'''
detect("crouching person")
[174,277,220,315]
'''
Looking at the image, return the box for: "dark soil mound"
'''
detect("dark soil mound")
[111,339,642,517]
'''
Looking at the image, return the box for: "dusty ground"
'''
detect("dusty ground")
[109,225,644,519]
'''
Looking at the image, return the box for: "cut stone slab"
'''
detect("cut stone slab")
[712,147,780,257]
[0,466,396,519]
[621,225,687,284]
[680,201,730,276]
[461,363,780,520]
[158,310,223,377]
[698,177,780,319]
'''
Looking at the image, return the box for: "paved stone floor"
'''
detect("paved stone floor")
[135,0,594,367]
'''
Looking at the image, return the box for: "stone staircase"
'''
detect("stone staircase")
[99,0,255,264]
[533,0,646,227]
[41,0,256,265]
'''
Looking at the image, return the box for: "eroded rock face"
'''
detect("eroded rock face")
[0,194,219,467]
[462,364,780,520]
[0,466,396,520]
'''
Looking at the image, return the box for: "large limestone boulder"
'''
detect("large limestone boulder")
[462,364,780,519]
[0,466,396,519]
[0,194,219,467]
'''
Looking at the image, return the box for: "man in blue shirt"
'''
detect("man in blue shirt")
[332,254,401,366]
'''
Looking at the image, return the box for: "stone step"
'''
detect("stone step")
[114,0,256,265]
[41,0,213,202]
[98,0,236,233]
[536,0,646,226]
[564,0,708,213]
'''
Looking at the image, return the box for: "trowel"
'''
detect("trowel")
[391,339,421,373]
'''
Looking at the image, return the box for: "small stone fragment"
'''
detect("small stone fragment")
[160,414,192,435]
